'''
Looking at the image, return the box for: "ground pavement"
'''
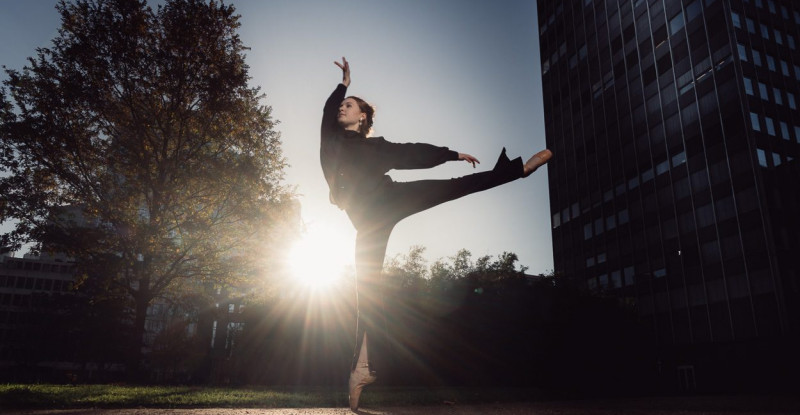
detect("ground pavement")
[6,395,800,415]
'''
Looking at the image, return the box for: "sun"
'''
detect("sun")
[287,224,353,289]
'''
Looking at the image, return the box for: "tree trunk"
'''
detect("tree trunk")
[129,289,150,382]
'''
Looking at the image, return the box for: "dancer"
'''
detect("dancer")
[321,57,551,411]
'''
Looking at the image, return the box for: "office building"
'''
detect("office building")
[538,0,799,389]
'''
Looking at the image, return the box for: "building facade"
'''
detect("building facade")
[538,0,799,390]
[0,253,78,373]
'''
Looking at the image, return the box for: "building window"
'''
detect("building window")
[752,50,762,66]
[750,112,761,131]
[788,92,796,109]
[624,266,635,285]
[716,196,736,221]
[672,151,686,166]
[781,122,790,140]
[702,240,721,263]
[743,77,754,95]
[788,35,796,50]
[595,274,607,289]
[606,215,617,230]
[731,11,742,28]
[696,203,714,228]
[765,117,776,136]
[641,168,654,183]
[587,256,595,267]
[653,268,667,278]
[656,159,670,175]
[773,152,781,166]
[584,223,592,239]
[758,82,768,100]
[796,126,800,143]
[628,176,639,190]
[619,208,630,224]
[782,60,790,76]
[594,218,604,235]
[552,212,560,228]
[767,55,776,71]
[761,24,769,39]
[757,148,768,167]
[611,270,622,288]
[767,0,776,13]
[670,11,685,35]
[675,177,691,200]
[774,30,783,45]
[774,88,783,105]
[737,43,748,61]
[686,0,701,21]
[746,18,756,33]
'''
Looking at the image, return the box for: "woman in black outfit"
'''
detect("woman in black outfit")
[321,57,551,411]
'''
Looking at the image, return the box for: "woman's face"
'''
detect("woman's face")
[338,98,364,131]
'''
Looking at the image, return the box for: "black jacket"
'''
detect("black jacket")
[320,84,459,209]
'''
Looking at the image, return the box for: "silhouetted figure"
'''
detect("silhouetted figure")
[320,57,552,411]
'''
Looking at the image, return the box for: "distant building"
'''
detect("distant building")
[538,0,799,391]
[0,253,77,367]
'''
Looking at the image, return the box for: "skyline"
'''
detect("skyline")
[0,0,552,274]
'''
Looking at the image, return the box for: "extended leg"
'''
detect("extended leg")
[382,147,525,224]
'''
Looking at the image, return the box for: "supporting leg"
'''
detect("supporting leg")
[351,224,393,372]
[349,332,376,411]
[349,224,392,411]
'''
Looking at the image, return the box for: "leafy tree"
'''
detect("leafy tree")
[449,248,473,280]
[0,0,296,378]
[384,245,429,292]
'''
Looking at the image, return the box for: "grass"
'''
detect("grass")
[0,384,545,409]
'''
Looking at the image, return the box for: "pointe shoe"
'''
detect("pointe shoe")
[348,365,377,411]
[523,149,552,177]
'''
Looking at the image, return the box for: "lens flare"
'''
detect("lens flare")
[287,224,352,289]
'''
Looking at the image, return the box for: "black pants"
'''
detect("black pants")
[344,148,524,374]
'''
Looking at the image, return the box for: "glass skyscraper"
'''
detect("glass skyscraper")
[538,0,799,388]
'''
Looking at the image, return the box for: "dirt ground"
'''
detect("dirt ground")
[6,395,800,415]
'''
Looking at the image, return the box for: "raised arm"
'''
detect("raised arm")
[322,58,351,138]
[334,56,351,87]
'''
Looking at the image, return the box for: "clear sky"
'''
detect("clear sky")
[0,0,553,274]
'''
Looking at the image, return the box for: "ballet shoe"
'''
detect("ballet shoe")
[493,147,511,170]
[348,364,377,411]
[523,149,552,177]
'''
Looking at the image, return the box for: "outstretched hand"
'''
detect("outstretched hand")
[458,153,480,168]
[334,57,351,87]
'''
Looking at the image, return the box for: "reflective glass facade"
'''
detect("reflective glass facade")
[538,0,799,354]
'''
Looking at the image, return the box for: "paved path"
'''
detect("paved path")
[7,395,800,415]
